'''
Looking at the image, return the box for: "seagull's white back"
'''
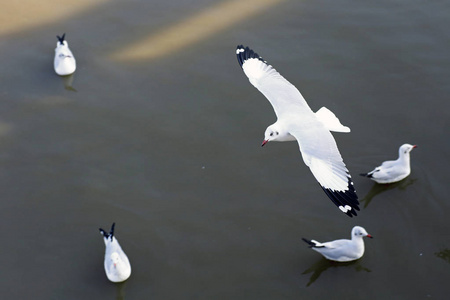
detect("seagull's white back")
[237,46,359,217]
[303,226,372,262]
[103,236,131,283]
[54,41,76,76]
[99,224,131,283]
[362,143,416,184]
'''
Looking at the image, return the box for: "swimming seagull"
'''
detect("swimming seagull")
[54,33,76,76]
[236,45,359,217]
[99,223,131,283]
[302,226,373,262]
[360,143,417,184]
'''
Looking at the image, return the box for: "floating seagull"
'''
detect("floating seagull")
[99,223,131,283]
[302,226,373,262]
[54,33,76,76]
[236,45,359,217]
[360,144,417,184]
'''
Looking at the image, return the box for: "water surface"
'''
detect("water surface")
[0,0,449,299]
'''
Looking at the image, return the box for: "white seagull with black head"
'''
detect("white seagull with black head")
[236,45,359,217]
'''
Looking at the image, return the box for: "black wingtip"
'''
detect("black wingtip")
[56,33,66,45]
[99,227,109,238]
[236,45,265,68]
[320,177,360,217]
[110,223,115,241]
[99,222,116,240]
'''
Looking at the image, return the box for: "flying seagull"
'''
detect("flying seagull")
[236,45,359,217]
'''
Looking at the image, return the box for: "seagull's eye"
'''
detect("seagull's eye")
[270,132,273,136]
[276,131,279,135]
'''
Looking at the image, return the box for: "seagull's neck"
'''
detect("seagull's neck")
[268,121,296,142]
[105,236,118,246]
[398,152,411,165]
[275,131,295,142]
[350,236,365,250]
[114,259,124,269]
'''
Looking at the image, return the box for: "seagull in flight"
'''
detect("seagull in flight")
[236,45,359,217]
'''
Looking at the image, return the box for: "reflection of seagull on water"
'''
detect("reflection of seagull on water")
[302,257,371,287]
[360,144,417,184]
[435,248,450,263]
[236,45,359,217]
[60,73,77,92]
[360,177,417,208]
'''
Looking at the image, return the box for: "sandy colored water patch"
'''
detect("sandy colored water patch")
[110,0,286,62]
[0,0,108,36]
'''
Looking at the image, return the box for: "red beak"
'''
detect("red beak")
[412,145,417,148]
[261,140,268,147]
[367,234,373,238]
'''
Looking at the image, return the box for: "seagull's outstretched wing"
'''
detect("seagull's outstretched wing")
[236,45,359,217]
[290,127,359,217]
[236,45,313,118]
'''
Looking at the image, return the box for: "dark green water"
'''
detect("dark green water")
[0,0,449,299]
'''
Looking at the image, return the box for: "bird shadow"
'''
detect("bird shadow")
[435,248,450,264]
[59,73,77,92]
[301,258,371,287]
[360,177,417,208]
[115,281,127,300]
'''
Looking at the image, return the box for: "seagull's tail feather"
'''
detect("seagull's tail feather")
[99,227,109,238]
[109,223,115,240]
[99,222,115,241]
[360,172,373,178]
[56,33,66,45]
[236,45,265,68]
[302,238,325,248]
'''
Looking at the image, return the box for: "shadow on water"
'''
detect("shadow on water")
[435,248,450,264]
[115,281,127,300]
[302,258,371,287]
[60,74,77,92]
[360,177,417,208]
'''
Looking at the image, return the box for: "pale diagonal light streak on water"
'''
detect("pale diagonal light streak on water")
[0,0,108,36]
[109,0,286,62]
